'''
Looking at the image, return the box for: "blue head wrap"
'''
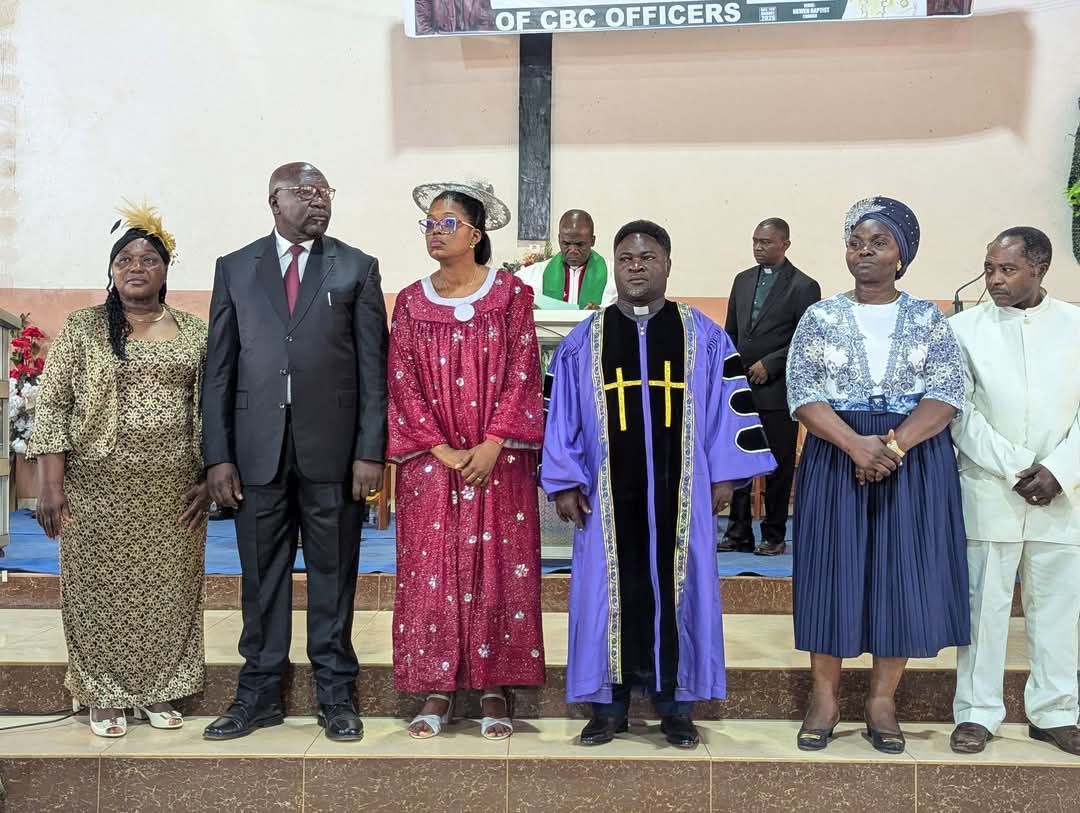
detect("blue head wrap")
[844,196,920,278]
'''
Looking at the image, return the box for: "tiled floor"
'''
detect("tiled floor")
[0,608,1033,671]
[0,716,1076,767]
[2,718,1076,812]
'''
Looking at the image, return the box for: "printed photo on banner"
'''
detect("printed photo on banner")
[405,1,972,37]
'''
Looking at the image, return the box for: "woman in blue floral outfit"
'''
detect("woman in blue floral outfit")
[786,197,969,755]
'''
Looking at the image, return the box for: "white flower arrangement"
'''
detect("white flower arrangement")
[8,319,46,457]
[9,382,37,455]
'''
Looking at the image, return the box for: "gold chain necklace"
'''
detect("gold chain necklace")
[126,307,167,324]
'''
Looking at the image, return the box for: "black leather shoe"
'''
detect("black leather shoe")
[203,700,284,740]
[797,713,840,752]
[717,536,754,553]
[863,716,906,755]
[950,722,993,754]
[579,715,628,746]
[755,541,787,556]
[319,703,364,742]
[660,715,700,749]
[1028,723,1080,755]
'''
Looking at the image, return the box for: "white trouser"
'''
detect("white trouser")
[953,540,1080,733]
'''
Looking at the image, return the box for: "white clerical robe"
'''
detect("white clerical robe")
[950,295,1080,733]
[515,258,617,309]
[950,296,1080,545]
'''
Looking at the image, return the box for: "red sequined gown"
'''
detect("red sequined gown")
[387,268,546,691]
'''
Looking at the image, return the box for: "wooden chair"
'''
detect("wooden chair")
[375,463,394,530]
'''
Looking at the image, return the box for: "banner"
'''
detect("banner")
[404,1,973,37]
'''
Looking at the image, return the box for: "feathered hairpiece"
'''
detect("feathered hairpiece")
[111,200,177,258]
[843,197,885,242]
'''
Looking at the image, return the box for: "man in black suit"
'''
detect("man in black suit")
[202,162,388,741]
[718,218,819,556]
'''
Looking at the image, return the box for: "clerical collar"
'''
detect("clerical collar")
[616,298,666,322]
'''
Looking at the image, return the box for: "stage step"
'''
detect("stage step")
[0,572,1027,616]
[0,715,1075,812]
[0,609,1052,724]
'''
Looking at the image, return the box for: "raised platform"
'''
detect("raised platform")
[0,716,1075,813]
[0,609,1049,724]
[0,572,1026,616]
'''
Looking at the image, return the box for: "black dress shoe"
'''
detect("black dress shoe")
[203,700,284,740]
[580,715,628,746]
[660,715,700,749]
[863,715,906,755]
[319,703,364,742]
[754,541,787,556]
[797,713,840,752]
[1028,723,1080,755]
[717,536,754,553]
[950,722,993,754]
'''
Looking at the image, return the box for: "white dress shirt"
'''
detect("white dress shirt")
[950,296,1080,545]
[274,230,314,403]
[275,229,313,280]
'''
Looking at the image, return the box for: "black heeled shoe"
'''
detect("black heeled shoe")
[863,715,906,755]
[797,713,840,751]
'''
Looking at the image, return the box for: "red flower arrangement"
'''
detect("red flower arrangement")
[9,316,46,455]
[9,318,45,391]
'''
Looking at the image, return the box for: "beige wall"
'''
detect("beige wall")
[1,0,1078,314]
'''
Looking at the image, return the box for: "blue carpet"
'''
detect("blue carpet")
[2,510,793,579]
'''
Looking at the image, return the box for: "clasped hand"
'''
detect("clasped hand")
[1012,464,1061,507]
[432,440,501,487]
[850,430,905,485]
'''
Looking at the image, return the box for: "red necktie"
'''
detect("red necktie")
[284,244,304,314]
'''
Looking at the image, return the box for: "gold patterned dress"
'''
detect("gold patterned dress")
[28,305,207,708]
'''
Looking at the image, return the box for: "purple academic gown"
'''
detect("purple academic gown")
[541,304,777,704]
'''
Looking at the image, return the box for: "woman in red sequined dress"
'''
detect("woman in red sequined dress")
[388,182,545,740]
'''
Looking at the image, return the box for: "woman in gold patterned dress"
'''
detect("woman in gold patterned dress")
[28,204,210,738]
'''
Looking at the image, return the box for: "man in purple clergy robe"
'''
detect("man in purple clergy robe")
[541,220,777,748]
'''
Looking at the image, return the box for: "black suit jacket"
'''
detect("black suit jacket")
[202,233,388,486]
[725,259,820,412]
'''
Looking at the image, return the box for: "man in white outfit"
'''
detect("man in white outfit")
[949,226,1080,755]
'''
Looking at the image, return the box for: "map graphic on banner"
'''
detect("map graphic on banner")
[404,1,973,37]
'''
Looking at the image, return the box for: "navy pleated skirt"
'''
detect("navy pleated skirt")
[792,411,971,659]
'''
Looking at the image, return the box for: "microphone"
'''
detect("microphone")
[952,272,985,314]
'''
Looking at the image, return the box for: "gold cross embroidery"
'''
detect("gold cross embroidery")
[647,360,685,428]
[602,367,642,432]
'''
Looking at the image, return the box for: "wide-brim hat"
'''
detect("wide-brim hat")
[412,180,511,231]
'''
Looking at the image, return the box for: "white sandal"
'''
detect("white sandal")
[89,709,127,738]
[408,693,453,739]
[480,692,513,741]
[134,705,184,729]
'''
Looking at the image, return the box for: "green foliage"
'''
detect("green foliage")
[1067,179,1080,216]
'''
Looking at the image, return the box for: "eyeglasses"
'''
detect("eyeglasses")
[113,254,164,270]
[418,216,476,235]
[273,185,336,202]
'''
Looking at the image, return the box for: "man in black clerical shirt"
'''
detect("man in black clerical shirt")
[719,218,820,556]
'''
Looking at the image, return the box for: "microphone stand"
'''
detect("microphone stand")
[952,272,986,314]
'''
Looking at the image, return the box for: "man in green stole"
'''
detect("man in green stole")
[522,210,616,309]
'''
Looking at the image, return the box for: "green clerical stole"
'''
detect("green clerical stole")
[541,250,608,308]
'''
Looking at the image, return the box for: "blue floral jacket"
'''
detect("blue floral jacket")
[786,292,965,417]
